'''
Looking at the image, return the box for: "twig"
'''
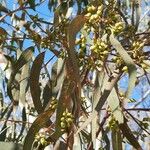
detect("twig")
[125,110,150,135]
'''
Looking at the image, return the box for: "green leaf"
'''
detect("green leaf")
[135,0,141,30]
[30,52,45,114]
[16,107,26,141]
[27,0,35,10]
[14,46,34,73]
[7,47,33,101]
[108,88,124,124]
[55,77,72,138]
[109,34,137,98]
[119,122,142,149]
[111,129,123,150]
[67,15,86,117]
[42,82,52,110]
[23,108,54,150]
[0,142,23,150]
[92,71,104,149]
[19,62,30,108]
[0,124,7,141]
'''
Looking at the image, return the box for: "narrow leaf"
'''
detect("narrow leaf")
[23,108,54,150]
[119,122,142,149]
[30,52,45,114]
[14,46,34,73]
[19,62,30,108]
[16,107,26,141]
[111,129,123,150]
[109,34,137,98]
[108,88,124,124]
[42,82,52,110]
[67,15,86,117]
[0,142,23,150]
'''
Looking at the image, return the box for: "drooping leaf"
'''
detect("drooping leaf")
[108,88,124,124]
[92,71,102,149]
[0,105,13,141]
[0,124,7,141]
[19,62,30,108]
[53,58,65,95]
[14,46,34,73]
[0,142,23,150]
[16,107,26,141]
[111,129,123,150]
[42,82,52,110]
[119,122,142,149]
[7,47,33,101]
[27,0,35,10]
[95,70,121,112]
[67,15,87,117]
[23,108,54,150]
[30,52,45,114]
[135,0,141,30]
[54,77,73,139]
[109,34,137,98]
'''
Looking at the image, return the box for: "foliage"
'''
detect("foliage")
[0,0,150,150]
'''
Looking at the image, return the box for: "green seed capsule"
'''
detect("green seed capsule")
[67,112,72,117]
[61,122,66,128]
[66,118,73,123]
[51,104,57,109]
[40,138,46,145]
[103,51,109,55]
[60,117,65,122]
[62,112,67,116]
[85,13,92,18]
[122,66,128,72]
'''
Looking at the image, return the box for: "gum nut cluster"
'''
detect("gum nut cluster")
[85,5,103,23]
[90,39,109,59]
[108,117,118,130]
[131,41,147,68]
[112,56,128,72]
[60,110,74,132]
[49,97,58,110]
[35,133,48,146]
[75,34,86,48]
[41,36,51,49]
[112,22,124,34]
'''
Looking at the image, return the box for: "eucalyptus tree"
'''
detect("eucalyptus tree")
[0,0,150,150]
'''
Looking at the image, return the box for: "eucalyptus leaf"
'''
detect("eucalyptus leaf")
[30,52,45,114]
[109,34,137,98]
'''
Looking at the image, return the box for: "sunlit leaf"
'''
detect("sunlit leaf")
[110,34,137,98]
[0,142,23,150]
[108,88,124,124]
[19,62,30,108]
